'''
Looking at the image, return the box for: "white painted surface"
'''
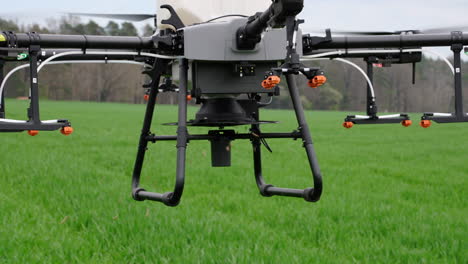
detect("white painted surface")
[157,0,272,27]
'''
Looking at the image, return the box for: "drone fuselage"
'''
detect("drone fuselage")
[182,19,303,96]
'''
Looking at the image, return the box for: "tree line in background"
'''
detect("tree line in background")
[279,57,468,114]
[1,17,467,113]
[1,17,154,105]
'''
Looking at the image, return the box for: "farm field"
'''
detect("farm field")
[0,99,466,263]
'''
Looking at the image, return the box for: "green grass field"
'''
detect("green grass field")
[0,99,466,263]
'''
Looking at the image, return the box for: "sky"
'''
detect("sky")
[2,0,467,32]
[302,0,468,33]
[1,0,467,54]
[0,0,157,32]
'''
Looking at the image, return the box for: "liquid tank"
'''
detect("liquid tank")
[157,0,272,27]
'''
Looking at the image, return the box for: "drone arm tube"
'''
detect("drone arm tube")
[236,0,304,50]
[242,7,273,38]
[306,33,468,50]
[38,50,138,61]
[236,7,273,50]
[0,32,154,50]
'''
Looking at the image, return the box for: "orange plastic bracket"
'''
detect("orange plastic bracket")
[420,120,432,128]
[401,120,412,127]
[27,130,39,136]
[308,75,327,88]
[343,122,354,129]
[60,127,74,136]
[262,75,281,89]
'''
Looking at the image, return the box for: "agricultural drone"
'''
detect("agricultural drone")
[0,0,467,206]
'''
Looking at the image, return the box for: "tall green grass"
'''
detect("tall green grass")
[0,99,466,263]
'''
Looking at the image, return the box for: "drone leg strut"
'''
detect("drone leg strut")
[29,45,41,124]
[132,59,188,207]
[421,33,468,123]
[252,74,323,202]
[0,60,5,118]
[366,61,377,117]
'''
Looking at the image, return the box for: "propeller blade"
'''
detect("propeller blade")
[68,13,156,22]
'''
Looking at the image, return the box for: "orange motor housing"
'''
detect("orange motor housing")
[308,75,327,88]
